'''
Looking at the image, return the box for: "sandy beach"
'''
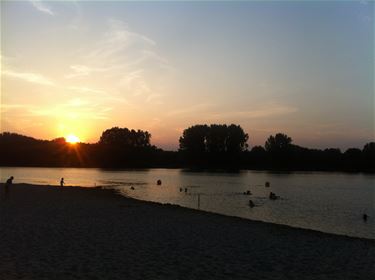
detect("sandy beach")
[0,183,374,279]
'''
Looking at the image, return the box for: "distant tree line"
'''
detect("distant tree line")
[0,125,374,172]
[179,124,248,166]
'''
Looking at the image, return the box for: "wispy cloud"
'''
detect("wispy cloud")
[63,18,172,106]
[0,104,30,109]
[83,18,171,73]
[119,69,153,97]
[66,98,91,107]
[28,100,113,121]
[1,100,112,122]
[208,104,298,120]
[146,93,163,103]
[0,104,32,114]
[67,86,107,95]
[3,70,55,86]
[86,19,156,61]
[167,103,216,117]
[120,69,144,85]
[67,1,83,29]
[65,65,114,79]
[29,0,54,16]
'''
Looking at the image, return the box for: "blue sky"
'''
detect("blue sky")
[1,0,374,150]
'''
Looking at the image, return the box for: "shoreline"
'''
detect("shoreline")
[2,181,374,240]
[3,182,374,241]
[108,185,375,242]
[1,183,374,279]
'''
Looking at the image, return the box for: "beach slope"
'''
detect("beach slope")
[0,183,374,279]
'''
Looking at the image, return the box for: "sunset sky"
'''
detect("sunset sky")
[1,0,374,150]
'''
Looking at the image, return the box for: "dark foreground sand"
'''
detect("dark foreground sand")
[0,183,374,280]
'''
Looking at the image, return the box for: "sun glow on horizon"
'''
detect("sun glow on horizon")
[66,134,80,144]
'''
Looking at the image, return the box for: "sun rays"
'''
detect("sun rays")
[66,134,80,144]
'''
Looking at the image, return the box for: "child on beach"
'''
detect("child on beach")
[60,178,64,187]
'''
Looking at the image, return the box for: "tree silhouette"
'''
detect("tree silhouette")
[344,148,361,161]
[99,127,151,148]
[226,124,249,153]
[179,124,248,166]
[264,133,293,167]
[343,148,362,170]
[206,124,229,153]
[247,146,267,168]
[363,142,375,156]
[179,124,248,154]
[362,142,375,170]
[265,133,292,153]
[179,125,209,154]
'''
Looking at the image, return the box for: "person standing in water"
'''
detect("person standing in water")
[60,178,64,187]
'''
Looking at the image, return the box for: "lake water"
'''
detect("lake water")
[1,167,374,239]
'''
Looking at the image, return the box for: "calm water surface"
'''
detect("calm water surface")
[1,167,374,239]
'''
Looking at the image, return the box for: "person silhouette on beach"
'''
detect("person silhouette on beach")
[6,176,14,185]
[60,178,64,187]
[4,176,14,199]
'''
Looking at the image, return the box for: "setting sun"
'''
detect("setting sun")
[66,134,80,144]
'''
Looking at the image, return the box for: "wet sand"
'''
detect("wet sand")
[0,183,374,279]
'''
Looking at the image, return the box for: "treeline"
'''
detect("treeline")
[178,126,374,171]
[0,125,374,172]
